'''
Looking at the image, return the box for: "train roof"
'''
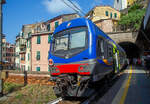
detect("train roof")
[54,18,124,52]
[54,18,88,34]
[54,18,114,42]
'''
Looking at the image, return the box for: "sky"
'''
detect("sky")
[3,0,114,44]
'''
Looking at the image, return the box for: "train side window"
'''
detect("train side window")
[97,38,104,58]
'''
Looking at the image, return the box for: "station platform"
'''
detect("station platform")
[97,65,150,104]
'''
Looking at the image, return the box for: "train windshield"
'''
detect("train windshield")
[51,27,88,58]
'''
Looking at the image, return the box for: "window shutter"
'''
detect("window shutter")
[47,24,51,31]
[110,13,112,18]
[114,13,117,18]
[55,21,59,29]
[37,36,41,44]
[48,35,51,43]
[36,51,40,60]
[36,67,40,71]
[105,11,109,16]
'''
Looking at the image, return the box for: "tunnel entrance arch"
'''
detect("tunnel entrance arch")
[118,42,141,59]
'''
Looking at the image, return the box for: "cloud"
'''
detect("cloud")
[43,0,82,15]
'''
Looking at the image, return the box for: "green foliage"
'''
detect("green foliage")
[1,84,57,104]
[3,82,23,94]
[119,3,146,31]
[128,3,142,12]
[15,92,23,99]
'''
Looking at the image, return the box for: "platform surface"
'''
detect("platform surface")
[97,65,150,104]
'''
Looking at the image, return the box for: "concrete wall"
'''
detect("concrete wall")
[107,32,137,44]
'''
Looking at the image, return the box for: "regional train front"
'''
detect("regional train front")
[48,18,96,97]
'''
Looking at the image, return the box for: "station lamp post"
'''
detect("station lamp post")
[0,0,5,97]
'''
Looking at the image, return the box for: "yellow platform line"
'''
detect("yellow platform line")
[119,65,132,104]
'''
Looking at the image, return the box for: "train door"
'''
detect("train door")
[113,45,120,73]
[107,44,113,66]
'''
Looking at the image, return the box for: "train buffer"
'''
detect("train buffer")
[95,65,150,104]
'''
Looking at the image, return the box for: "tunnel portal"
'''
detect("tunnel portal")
[118,42,141,59]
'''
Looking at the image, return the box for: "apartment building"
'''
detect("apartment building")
[85,6,120,22]
[31,32,52,71]
[6,43,15,69]
[23,23,44,71]
[16,23,45,71]
[2,35,15,69]
[85,6,120,33]
[45,13,79,32]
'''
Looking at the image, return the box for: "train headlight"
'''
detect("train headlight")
[78,65,89,72]
[49,59,54,66]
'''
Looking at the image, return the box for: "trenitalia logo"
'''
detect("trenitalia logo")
[67,22,71,27]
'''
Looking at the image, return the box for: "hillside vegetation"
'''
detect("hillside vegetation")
[119,3,146,31]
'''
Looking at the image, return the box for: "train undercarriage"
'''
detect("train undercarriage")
[52,72,115,98]
[52,74,93,97]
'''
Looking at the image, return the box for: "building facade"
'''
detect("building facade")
[6,43,15,69]
[15,13,79,72]
[114,0,137,11]
[45,13,79,32]
[15,35,21,70]
[31,32,52,71]
[85,6,120,22]
[23,23,46,71]
[2,36,15,69]
[94,19,119,33]
[85,6,120,33]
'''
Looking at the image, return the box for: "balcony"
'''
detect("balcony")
[19,38,26,53]
[19,38,26,46]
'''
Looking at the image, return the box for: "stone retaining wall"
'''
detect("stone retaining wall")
[2,70,54,85]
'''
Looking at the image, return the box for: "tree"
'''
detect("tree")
[119,3,146,31]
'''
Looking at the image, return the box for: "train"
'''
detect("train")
[48,18,127,97]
